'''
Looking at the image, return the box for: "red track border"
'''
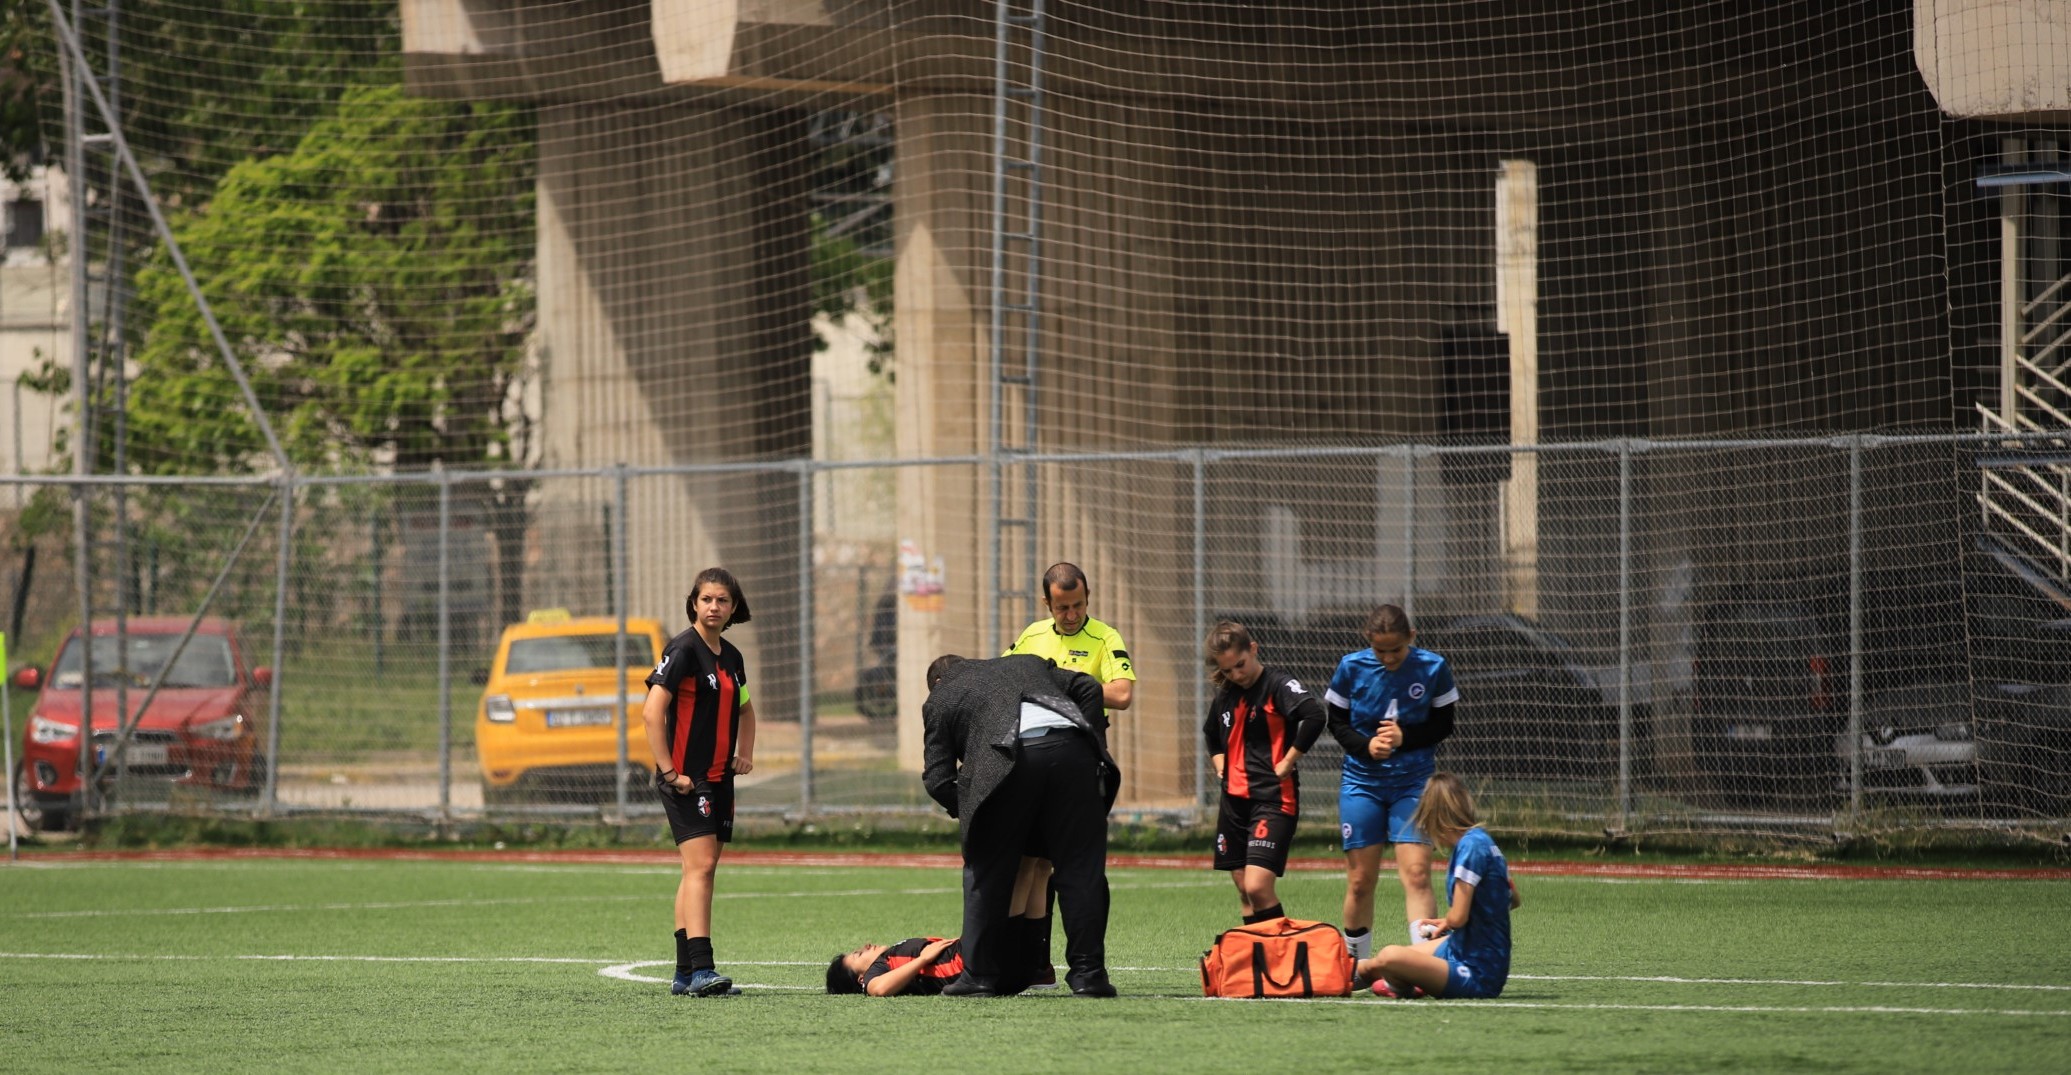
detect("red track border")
[14,847,2070,880]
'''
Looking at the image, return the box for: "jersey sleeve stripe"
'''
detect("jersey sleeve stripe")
[1432,687,1460,707]
[1325,688,1351,709]
[1455,866,1484,888]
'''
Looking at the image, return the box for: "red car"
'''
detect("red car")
[10,617,273,831]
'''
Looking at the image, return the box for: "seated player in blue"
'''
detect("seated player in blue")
[825,859,1052,996]
[1326,603,1459,961]
[1355,773,1519,999]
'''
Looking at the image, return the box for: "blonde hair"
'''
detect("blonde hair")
[1410,772,1479,845]
[1203,620,1256,690]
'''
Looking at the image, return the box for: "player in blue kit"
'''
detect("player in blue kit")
[1355,772,1519,999]
[1326,604,1458,961]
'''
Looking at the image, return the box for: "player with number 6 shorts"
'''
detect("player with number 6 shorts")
[1202,621,1326,924]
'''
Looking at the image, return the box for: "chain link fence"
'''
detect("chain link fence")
[5,432,2067,841]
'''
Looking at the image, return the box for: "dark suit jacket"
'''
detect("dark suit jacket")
[921,654,1121,826]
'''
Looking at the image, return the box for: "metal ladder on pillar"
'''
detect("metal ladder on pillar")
[1975,138,2071,587]
[988,0,1048,651]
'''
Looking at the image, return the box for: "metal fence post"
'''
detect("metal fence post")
[436,470,452,827]
[1616,439,1634,830]
[1846,437,1864,822]
[1401,446,1417,614]
[614,464,631,820]
[798,461,816,815]
[1191,449,1207,815]
[263,478,293,816]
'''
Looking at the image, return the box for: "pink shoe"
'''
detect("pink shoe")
[1370,979,1425,999]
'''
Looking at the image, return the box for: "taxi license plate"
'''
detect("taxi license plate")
[545,708,614,729]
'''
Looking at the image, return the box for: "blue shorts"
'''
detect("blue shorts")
[1433,937,1505,999]
[1338,783,1427,852]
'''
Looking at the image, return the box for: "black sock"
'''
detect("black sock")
[1243,904,1284,924]
[1022,917,1049,975]
[674,929,693,975]
[686,935,716,972]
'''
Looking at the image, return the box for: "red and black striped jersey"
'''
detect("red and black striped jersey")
[1203,667,1326,815]
[646,628,750,783]
[862,937,966,995]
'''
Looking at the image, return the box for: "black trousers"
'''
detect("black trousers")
[960,731,1110,991]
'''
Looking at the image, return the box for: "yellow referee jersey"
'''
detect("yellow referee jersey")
[1004,617,1136,685]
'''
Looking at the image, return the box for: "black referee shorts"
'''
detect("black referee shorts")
[659,779,735,845]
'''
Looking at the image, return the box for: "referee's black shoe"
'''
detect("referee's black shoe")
[1068,970,1117,997]
[941,973,998,997]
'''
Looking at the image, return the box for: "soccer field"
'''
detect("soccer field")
[2,851,2067,1073]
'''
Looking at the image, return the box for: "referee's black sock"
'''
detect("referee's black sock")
[686,935,716,972]
[674,929,694,976]
[1243,904,1284,925]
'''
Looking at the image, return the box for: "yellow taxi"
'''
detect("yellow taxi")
[474,609,669,802]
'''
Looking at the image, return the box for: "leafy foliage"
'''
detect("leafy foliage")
[128,85,536,474]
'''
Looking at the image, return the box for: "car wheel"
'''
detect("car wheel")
[855,664,898,721]
[1977,741,2070,818]
[11,760,72,833]
[235,753,270,798]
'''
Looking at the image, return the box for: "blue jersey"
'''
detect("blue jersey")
[1441,826,1512,989]
[1326,646,1458,790]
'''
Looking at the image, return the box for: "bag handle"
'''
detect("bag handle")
[1250,940,1314,996]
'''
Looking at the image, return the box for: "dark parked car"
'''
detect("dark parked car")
[1970,584,2071,817]
[1690,579,1974,809]
[11,617,274,831]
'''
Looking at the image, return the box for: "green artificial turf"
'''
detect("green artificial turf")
[1,856,2065,1073]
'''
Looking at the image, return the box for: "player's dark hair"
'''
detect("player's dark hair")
[1411,772,1479,847]
[1364,603,1412,638]
[1203,620,1256,690]
[926,654,966,692]
[687,567,752,628]
[825,954,865,995]
[1041,562,1089,604]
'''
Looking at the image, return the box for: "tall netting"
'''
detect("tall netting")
[2,2,2068,843]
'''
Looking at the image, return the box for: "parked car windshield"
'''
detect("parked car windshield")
[505,633,645,674]
[52,633,238,689]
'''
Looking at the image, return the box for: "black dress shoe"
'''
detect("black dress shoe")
[1068,972,1117,997]
[942,974,998,997]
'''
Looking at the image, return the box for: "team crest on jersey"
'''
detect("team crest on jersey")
[707,673,718,689]
[1286,679,1306,694]
[1220,710,1233,730]
[1408,682,1426,700]
[654,655,671,675]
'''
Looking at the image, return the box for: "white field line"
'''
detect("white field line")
[0,878,1227,919]
[0,951,2062,1015]
[3,950,2063,997]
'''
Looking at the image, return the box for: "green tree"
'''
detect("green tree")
[127,84,536,628]
[128,84,534,473]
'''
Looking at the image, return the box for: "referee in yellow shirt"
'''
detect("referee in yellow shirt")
[1004,563,1136,713]
[1002,562,1137,986]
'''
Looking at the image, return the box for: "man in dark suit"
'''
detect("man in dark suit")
[922,653,1122,997]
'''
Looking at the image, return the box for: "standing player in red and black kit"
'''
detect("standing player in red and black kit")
[1203,620,1326,924]
[643,567,758,997]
